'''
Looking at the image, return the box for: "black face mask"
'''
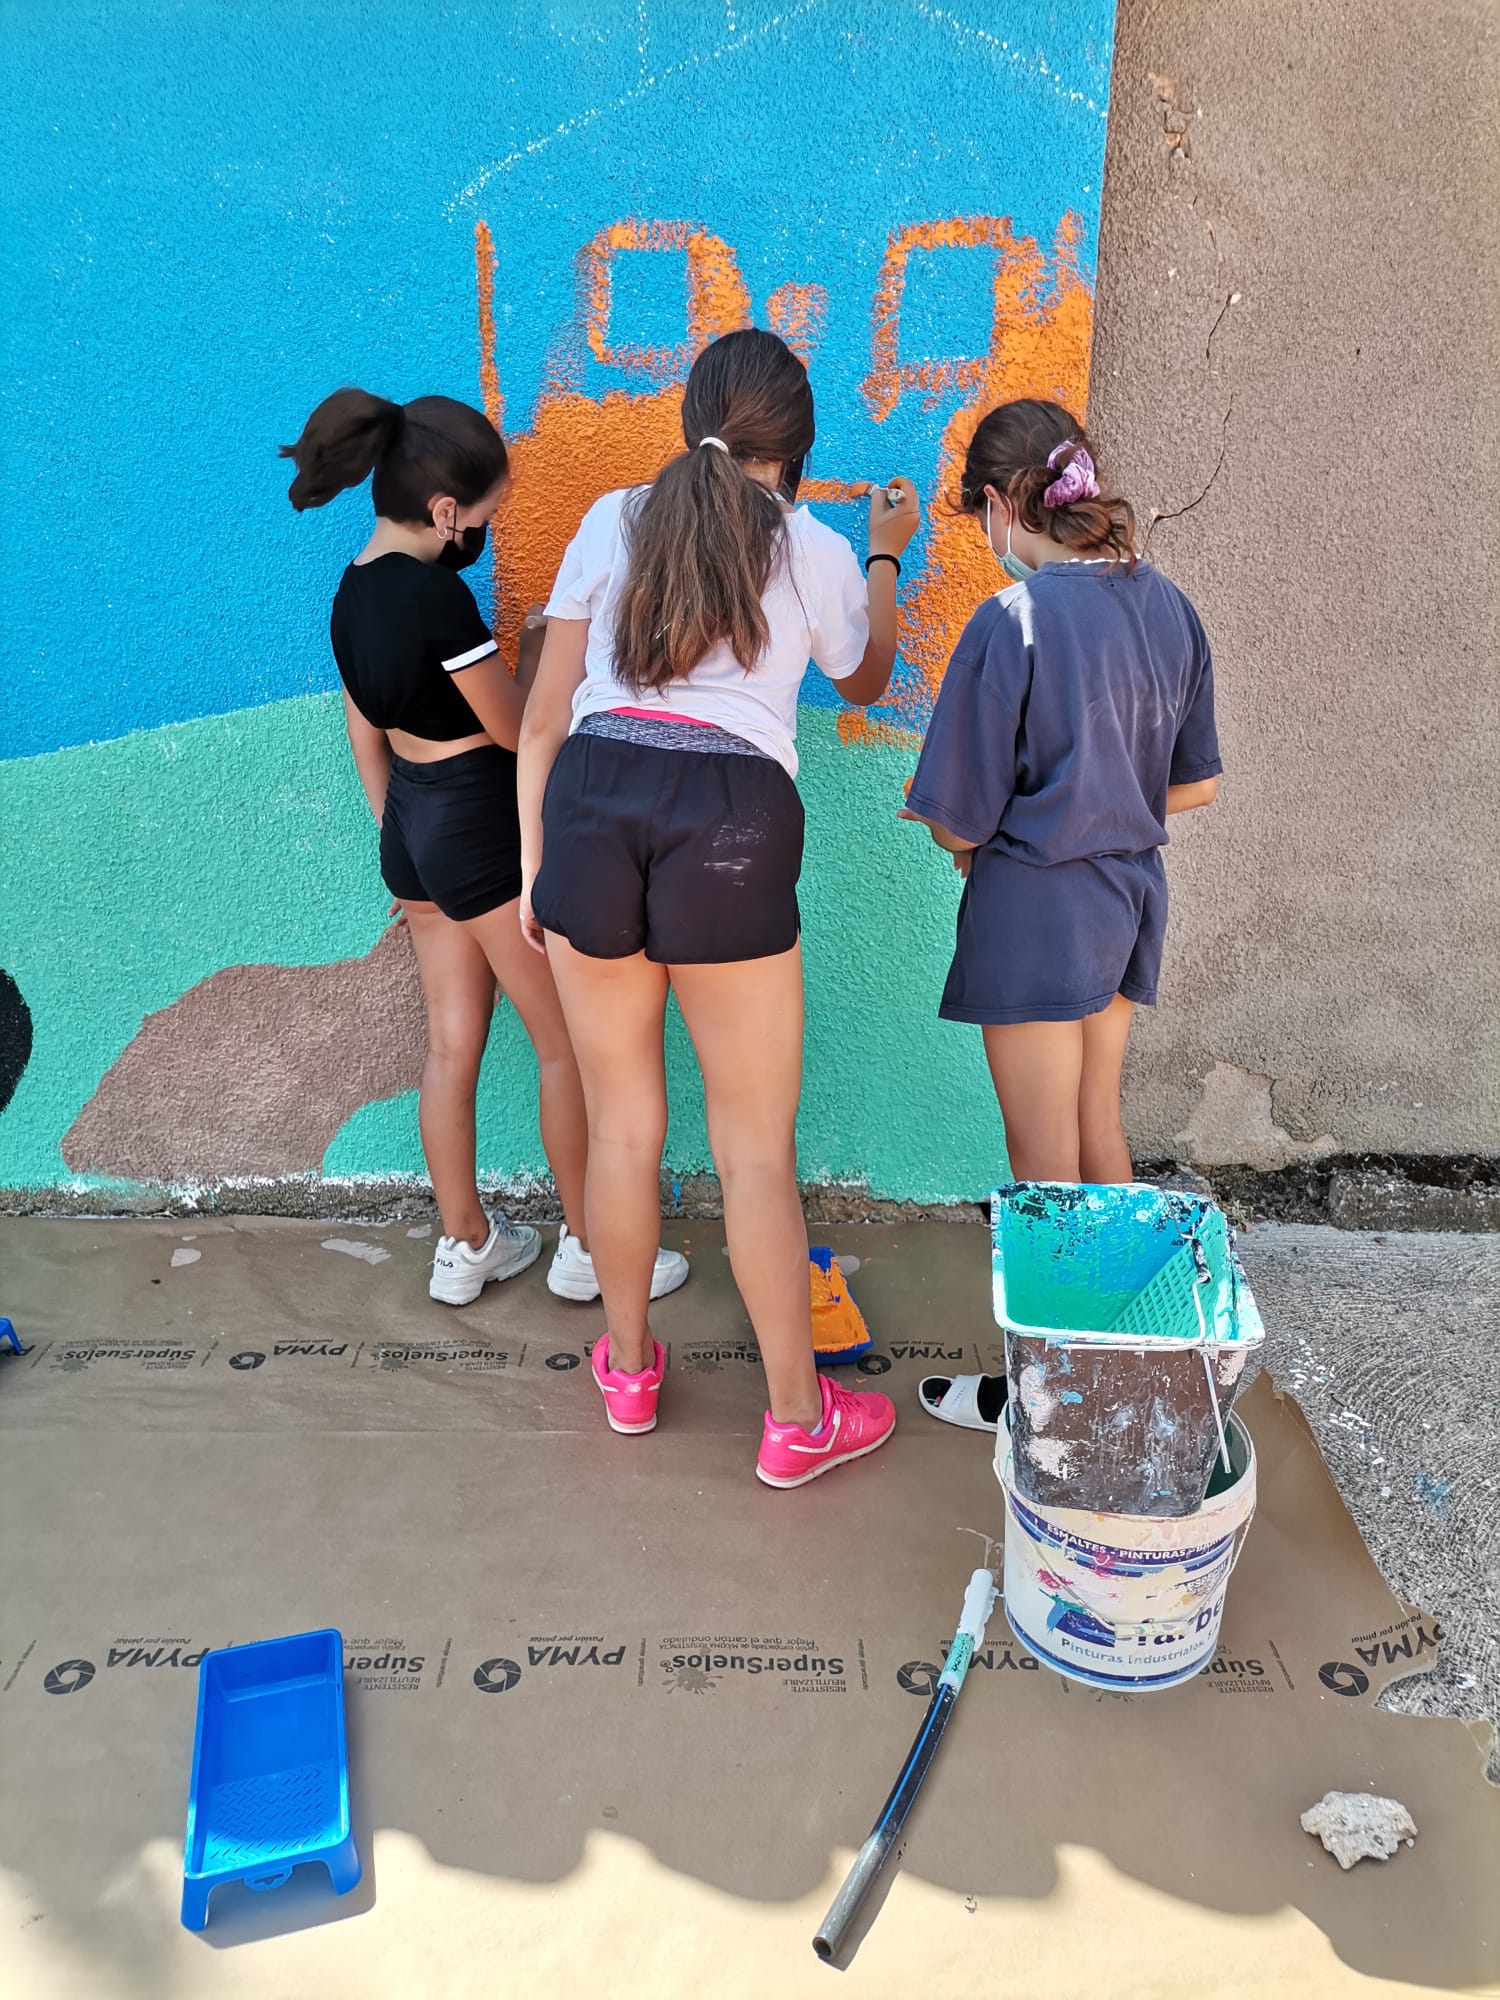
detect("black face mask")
[436,522,488,570]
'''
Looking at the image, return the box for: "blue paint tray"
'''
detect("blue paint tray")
[181,1628,360,1931]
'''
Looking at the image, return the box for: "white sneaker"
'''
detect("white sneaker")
[546,1224,690,1304]
[428,1214,541,1306]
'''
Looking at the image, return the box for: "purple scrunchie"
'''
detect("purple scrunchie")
[1042,440,1099,509]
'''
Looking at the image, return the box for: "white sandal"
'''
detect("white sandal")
[917,1373,1009,1433]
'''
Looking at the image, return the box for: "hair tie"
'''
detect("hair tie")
[1042,440,1099,509]
[698,435,730,453]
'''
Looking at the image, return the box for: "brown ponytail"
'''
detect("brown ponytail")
[611,329,815,693]
[281,388,508,521]
[959,398,1136,569]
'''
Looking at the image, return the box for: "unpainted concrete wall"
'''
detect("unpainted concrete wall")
[1092,0,1500,1165]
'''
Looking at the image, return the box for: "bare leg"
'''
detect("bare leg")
[467,898,590,1243]
[981,1019,1085,1182]
[1079,994,1136,1184]
[542,933,670,1370]
[671,946,821,1430]
[401,902,496,1247]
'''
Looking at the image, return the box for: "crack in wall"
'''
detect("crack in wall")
[1136,59,1240,554]
[1145,393,1233,548]
[1203,286,1241,365]
[1149,70,1198,159]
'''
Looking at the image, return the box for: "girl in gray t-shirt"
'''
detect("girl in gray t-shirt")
[902,397,1221,1194]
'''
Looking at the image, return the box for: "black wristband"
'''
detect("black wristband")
[865,552,901,576]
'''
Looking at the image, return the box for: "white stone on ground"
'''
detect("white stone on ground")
[1300,1791,1417,1868]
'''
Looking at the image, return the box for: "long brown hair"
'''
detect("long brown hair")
[611,329,815,693]
[281,388,507,521]
[959,398,1135,569]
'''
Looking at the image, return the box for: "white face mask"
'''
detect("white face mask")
[986,498,1033,585]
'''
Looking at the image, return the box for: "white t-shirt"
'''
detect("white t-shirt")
[544,485,869,777]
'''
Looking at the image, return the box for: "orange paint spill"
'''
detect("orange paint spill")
[479,213,1091,731]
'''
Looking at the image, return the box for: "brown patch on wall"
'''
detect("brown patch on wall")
[62,925,425,1182]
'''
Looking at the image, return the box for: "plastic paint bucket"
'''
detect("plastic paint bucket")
[996,1410,1257,1691]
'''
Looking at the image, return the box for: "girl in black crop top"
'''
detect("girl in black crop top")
[284,389,687,1310]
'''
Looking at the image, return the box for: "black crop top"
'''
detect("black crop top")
[330,554,499,739]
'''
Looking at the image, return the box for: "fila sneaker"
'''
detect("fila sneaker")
[428,1214,540,1306]
[547,1224,689,1304]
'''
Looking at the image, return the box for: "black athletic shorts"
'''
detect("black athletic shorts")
[532,731,805,963]
[380,744,523,923]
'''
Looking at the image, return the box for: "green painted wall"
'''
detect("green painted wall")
[0,696,1005,1205]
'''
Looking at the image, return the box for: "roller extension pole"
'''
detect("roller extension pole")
[813,1567,998,1962]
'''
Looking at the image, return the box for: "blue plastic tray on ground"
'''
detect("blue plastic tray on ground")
[181,1628,359,1931]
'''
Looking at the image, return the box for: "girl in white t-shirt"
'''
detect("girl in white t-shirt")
[518,327,918,1487]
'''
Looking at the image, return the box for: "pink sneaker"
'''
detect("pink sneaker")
[591,1335,665,1435]
[756,1374,896,1488]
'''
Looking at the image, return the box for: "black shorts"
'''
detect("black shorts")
[532,732,804,963]
[380,744,523,923]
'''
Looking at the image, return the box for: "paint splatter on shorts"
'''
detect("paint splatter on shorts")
[533,725,804,963]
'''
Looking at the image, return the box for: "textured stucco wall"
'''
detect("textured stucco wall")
[1091,0,1500,1163]
[0,2,1113,1206]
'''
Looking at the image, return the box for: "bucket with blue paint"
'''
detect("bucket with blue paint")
[997,1408,1257,1690]
[993,1182,1264,1518]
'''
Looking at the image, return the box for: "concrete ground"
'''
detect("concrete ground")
[1230,1225,1499,1766]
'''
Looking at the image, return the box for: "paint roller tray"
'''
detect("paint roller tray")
[181,1628,360,1930]
[992,1180,1262,1347]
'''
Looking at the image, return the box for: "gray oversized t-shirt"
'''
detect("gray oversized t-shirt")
[905,559,1221,863]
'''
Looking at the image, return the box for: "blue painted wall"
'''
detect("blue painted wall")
[3,0,1109,756]
[0,0,1112,1202]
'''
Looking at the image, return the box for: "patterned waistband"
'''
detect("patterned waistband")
[576,709,771,760]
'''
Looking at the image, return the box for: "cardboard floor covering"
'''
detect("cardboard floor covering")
[1,1216,1496,1999]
